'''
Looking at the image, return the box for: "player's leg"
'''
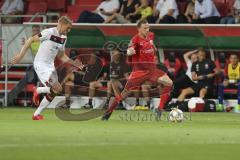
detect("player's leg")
[133,89,140,106]
[85,81,102,108]
[199,87,208,99]
[141,82,152,108]
[33,69,62,120]
[158,84,171,110]
[33,81,62,120]
[63,73,75,108]
[111,80,122,96]
[102,88,131,120]
[111,80,125,107]
[176,87,195,107]
[102,71,149,120]
[32,64,53,105]
[156,74,173,111]
[107,71,148,113]
[157,74,173,87]
[103,81,113,108]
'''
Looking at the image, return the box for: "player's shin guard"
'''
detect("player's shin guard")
[33,97,51,116]
[106,94,122,113]
[159,93,170,110]
[218,84,224,105]
[37,87,50,94]
[159,86,172,97]
[34,88,57,115]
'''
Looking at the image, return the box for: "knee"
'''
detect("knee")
[141,85,149,91]
[107,81,112,87]
[52,84,62,94]
[158,75,173,86]
[200,88,207,96]
[89,82,95,89]
[168,79,173,86]
[181,89,189,96]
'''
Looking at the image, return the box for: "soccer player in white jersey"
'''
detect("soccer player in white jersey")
[12,16,83,120]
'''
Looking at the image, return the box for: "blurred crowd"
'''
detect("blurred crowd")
[77,0,240,24]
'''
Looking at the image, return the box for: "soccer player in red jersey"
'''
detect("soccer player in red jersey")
[102,19,173,120]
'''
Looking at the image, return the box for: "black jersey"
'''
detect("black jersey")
[191,59,216,83]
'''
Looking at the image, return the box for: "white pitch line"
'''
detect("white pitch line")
[0,141,240,148]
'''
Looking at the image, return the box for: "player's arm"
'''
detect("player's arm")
[127,38,137,56]
[183,49,198,63]
[149,32,157,53]
[12,35,40,64]
[57,51,84,70]
[191,71,204,81]
[206,61,220,78]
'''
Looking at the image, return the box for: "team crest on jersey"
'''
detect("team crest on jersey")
[196,64,199,72]
[205,64,209,69]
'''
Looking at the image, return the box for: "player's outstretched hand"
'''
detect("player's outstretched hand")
[12,53,21,64]
[73,59,84,70]
[127,47,136,56]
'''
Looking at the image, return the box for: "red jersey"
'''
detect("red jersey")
[128,32,156,70]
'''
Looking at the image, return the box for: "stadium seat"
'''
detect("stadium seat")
[177,1,187,14]
[47,0,67,12]
[27,2,47,13]
[213,0,225,3]
[75,0,101,6]
[25,0,46,3]
[61,12,80,22]
[227,0,235,9]
[66,5,97,21]
[215,2,228,16]
[0,1,3,8]
[67,5,96,13]
[24,2,47,22]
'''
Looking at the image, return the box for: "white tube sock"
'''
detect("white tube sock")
[37,87,50,94]
[33,97,50,116]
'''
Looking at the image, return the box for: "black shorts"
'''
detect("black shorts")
[100,81,108,87]
[73,72,88,87]
[190,82,212,93]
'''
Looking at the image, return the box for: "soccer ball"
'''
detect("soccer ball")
[168,108,184,122]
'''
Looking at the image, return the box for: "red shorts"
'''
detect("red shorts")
[125,68,166,90]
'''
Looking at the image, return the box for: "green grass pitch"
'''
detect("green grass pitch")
[0,108,240,160]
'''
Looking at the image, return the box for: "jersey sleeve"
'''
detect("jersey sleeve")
[209,60,216,71]
[128,36,138,50]
[59,38,67,52]
[38,29,50,42]
[149,32,154,40]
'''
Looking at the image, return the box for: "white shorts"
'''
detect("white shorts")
[34,63,58,87]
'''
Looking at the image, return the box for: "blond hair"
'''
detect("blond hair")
[58,16,72,25]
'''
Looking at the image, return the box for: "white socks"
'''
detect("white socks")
[37,87,50,94]
[33,97,50,116]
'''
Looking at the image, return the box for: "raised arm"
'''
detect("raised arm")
[183,49,198,63]
[12,35,40,64]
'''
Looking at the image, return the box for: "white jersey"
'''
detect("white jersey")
[34,27,67,66]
